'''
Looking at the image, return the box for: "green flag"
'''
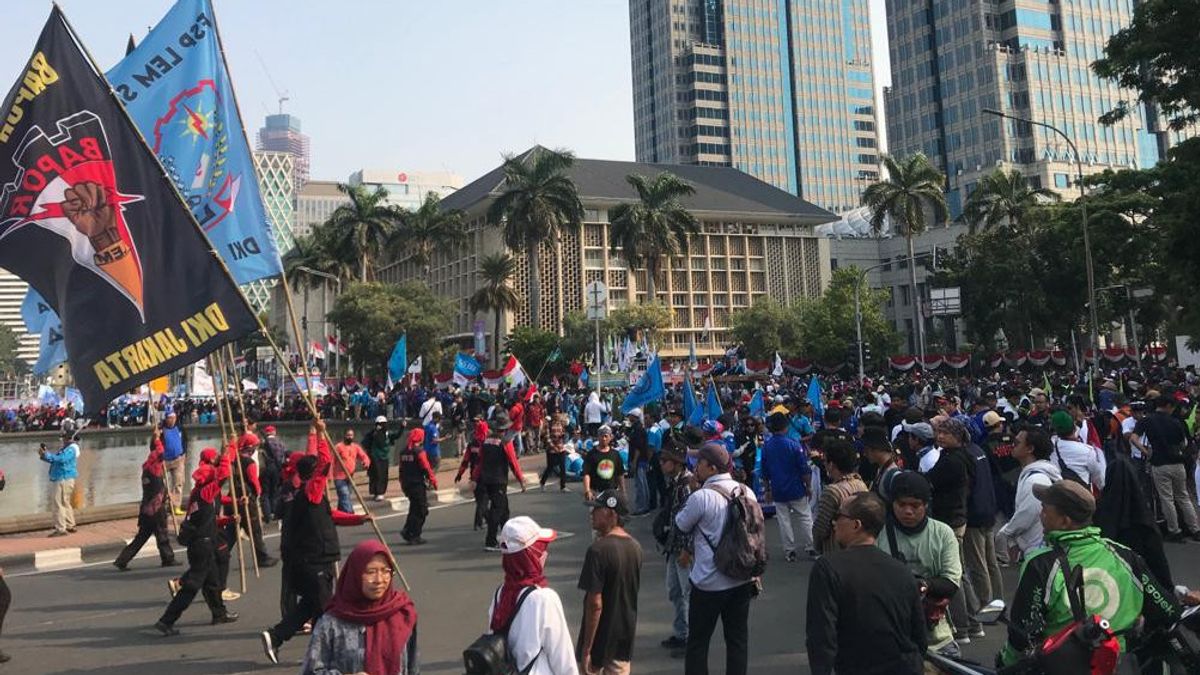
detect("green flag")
[1187,404,1198,435]
[1043,372,1053,399]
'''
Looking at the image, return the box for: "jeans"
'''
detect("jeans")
[686,583,752,675]
[665,553,691,640]
[513,431,525,455]
[633,462,650,514]
[774,497,814,554]
[1151,463,1200,535]
[334,479,353,513]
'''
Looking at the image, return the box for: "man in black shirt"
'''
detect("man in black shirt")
[582,425,625,502]
[578,489,642,674]
[1133,395,1200,541]
[806,491,925,675]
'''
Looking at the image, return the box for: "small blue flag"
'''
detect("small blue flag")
[705,381,723,421]
[454,351,482,385]
[579,367,589,388]
[621,356,665,413]
[807,376,824,422]
[388,334,408,382]
[21,289,67,376]
[684,377,703,425]
[64,387,84,410]
[748,389,764,418]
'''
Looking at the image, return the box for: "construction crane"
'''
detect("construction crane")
[254,50,289,114]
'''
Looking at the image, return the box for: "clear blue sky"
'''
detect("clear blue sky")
[1,0,891,183]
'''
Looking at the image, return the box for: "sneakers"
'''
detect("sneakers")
[113,561,128,571]
[560,486,571,493]
[484,545,502,552]
[967,627,986,639]
[954,633,972,645]
[167,578,181,597]
[660,636,686,649]
[260,630,279,664]
[784,551,798,563]
[155,621,180,637]
[211,612,239,625]
[48,530,69,538]
[221,589,241,601]
[173,507,186,516]
[299,621,313,635]
[407,537,427,546]
[258,556,279,568]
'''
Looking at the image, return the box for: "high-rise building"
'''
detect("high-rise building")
[257,113,311,188]
[245,150,297,311]
[0,270,39,365]
[294,180,347,240]
[628,0,881,213]
[884,0,1193,215]
[347,169,465,210]
[377,146,836,357]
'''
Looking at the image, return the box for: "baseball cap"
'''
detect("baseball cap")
[1049,410,1076,437]
[498,516,556,554]
[374,415,388,424]
[626,407,644,420]
[697,441,731,472]
[701,419,722,435]
[1033,480,1095,523]
[902,421,934,441]
[263,425,277,435]
[587,489,630,516]
[982,411,1004,429]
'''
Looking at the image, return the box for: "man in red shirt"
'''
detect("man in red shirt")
[509,397,526,456]
[526,393,545,455]
[399,428,438,545]
[331,429,370,514]
[480,411,527,551]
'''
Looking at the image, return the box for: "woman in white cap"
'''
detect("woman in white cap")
[486,516,578,675]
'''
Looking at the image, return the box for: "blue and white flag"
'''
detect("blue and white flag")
[64,387,85,410]
[748,389,764,418]
[705,381,723,421]
[453,352,482,386]
[684,377,702,425]
[21,289,67,376]
[807,376,824,422]
[38,385,59,406]
[107,0,284,284]
[387,334,407,383]
[621,355,664,413]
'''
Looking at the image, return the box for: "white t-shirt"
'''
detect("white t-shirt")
[917,446,941,474]
[419,398,442,426]
[1052,438,1106,489]
[486,587,579,675]
[1121,415,1145,459]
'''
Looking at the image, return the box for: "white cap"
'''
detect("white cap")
[626,407,643,420]
[374,415,388,424]
[498,516,556,554]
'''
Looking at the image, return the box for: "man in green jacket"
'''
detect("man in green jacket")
[1000,480,1181,668]
[362,416,400,501]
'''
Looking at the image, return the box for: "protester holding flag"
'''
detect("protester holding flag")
[114,427,178,570]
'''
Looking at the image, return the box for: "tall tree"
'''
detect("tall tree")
[607,172,700,300]
[325,183,402,282]
[327,281,451,376]
[389,192,467,279]
[282,225,354,287]
[861,153,948,355]
[486,148,584,330]
[959,168,1059,233]
[469,252,522,368]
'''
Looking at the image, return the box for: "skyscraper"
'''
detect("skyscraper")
[884,0,1192,215]
[629,0,881,214]
[257,113,311,188]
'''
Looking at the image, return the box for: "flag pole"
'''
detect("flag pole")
[214,349,259,579]
[207,354,247,594]
[220,344,264,578]
[59,7,405,588]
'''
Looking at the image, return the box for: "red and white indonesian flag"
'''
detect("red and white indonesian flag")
[326,335,347,356]
[310,340,325,360]
[502,355,529,387]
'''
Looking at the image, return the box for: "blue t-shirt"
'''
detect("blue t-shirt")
[647,425,664,454]
[760,434,812,502]
[161,425,184,461]
[786,415,814,442]
[423,421,440,459]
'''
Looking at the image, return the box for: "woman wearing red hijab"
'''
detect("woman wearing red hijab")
[301,540,419,675]
[486,516,578,675]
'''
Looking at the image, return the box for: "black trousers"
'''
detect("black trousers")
[159,539,226,626]
[259,467,280,521]
[0,574,11,637]
[401,482,429,540]
[482,483,509,547]
[473,483,486,529]
[115,510,175,567]
[685,583,752,675]
[270,561,335,646]
[648,458,665,509]
[540,453,566,489]
[368,457,389,497]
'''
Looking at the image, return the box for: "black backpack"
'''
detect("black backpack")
[699,484,768,581]
[463,586,540,675]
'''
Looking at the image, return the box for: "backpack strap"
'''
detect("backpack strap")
[884,517,904,562]
[1051,544,1087,622]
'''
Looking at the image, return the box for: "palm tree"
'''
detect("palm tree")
[486,148,584,329]
[469,253,522,367]
[324,183,403,282]
[861,153,948,358]
[959,168,1060,233]
[608,172,700,301]
[388,192,467,279]
[282,225,354,286]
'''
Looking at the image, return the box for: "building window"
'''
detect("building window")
[1054,173,1070,188]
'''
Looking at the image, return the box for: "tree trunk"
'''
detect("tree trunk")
[646,260,657,302]
[527,244,541,330]
[908,234,924,361]
[361,253,368,283]
[494,310,502,369]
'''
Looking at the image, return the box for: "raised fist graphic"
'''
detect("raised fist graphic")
[62,182,120,250]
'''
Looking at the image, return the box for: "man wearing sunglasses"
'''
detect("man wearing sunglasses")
[806,491,926,675]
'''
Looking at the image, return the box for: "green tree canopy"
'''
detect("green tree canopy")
[327,281,452,376]
[0,323,27,379]
[389,192,467,276]
[606,303,672,344]
[504,326,569,381]
[959,168,1059,234]
[608,172,700,299]
[325,183,403,282]
[730,298,801,360]
[469,252,522,368]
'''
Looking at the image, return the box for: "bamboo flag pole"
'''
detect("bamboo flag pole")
[208,355,247,594]
[57,7,406,590]
[216,348,261,579]
[223,343,274,549]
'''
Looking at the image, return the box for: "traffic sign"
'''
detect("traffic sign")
[585,280,608,321]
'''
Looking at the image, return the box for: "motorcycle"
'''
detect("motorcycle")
[926,599,1200,675]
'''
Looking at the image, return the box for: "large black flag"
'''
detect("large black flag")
[0,8,258,413]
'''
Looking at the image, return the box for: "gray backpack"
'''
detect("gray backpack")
[700,484,768,580]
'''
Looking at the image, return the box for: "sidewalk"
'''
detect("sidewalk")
[0,453,551,575]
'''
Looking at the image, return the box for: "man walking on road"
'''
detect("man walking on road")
[363,416,399,501]
[159,408,188,516]
[332,429,370,513]
[399,427,438,545]
[674,443,758,675]
[760,412,814,561]
[39,428,79,536]
[578,489,642,675]
[114,428,178,570]
[479,411,526,552]
[655,444,693,655]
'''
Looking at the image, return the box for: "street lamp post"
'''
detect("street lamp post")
[854,254,933,383]
[297,267,344,377]
[982,108,1100,387]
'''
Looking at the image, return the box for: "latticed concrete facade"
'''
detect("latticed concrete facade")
[245,151,297,311]
[378,147,836,357]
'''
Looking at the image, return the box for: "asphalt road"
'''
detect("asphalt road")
[6,487,1200,675]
